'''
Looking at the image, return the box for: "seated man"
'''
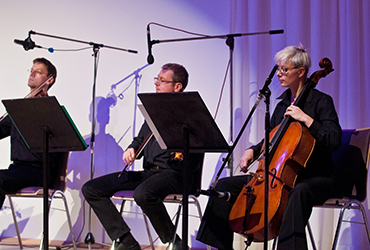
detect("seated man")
[82,63,203,250]
[0,58,61,207]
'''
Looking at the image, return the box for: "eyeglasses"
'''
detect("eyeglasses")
[154,77,174,84]
[277,67,299,74]
[29,69,47,76]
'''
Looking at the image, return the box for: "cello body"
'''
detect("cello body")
[229,121,315,241]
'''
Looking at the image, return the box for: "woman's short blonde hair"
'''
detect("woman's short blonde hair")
[274,44,311,75]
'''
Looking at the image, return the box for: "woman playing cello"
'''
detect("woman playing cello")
[196,45,341,250]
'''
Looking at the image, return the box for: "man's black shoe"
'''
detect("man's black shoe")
[114,241,141,250]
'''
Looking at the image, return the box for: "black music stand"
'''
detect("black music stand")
[2,96,87,250]
[138,91,229,250]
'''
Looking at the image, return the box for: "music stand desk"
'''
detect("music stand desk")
[138,91,229,249]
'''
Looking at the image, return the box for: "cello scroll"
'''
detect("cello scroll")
[308,57,334,88]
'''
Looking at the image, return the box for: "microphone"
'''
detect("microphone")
[269,29,284,35]
[146,24,154,64]
[260,64,278,93]
[200,189,231,202]
[14,36,41,51]
[268,64,278,80]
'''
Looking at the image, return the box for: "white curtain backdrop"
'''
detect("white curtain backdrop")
[232,1,370,249]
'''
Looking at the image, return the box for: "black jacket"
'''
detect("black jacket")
[250,88,341,180]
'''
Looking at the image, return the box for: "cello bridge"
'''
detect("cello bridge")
[250,172,264,181]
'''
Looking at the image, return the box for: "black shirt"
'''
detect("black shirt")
[128,121,203,173]
[250,88,341,180]
[0,115,61,171]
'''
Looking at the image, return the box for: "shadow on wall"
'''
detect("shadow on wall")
[67,96,125,242]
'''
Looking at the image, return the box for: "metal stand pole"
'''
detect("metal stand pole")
[84,44,101,249]
[42,127,50,250]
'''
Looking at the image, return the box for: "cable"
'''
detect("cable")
[213,59,231,120]
[148,22,230,119]
[40,46,92,53]
[148,22,216,38]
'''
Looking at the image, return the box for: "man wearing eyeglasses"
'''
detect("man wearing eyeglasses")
[0,58,59,208]
[83,63,203,250]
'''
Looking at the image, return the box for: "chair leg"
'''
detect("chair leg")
[168,196,211,250]
[7,196,23,249]
[331,201,351,250]
[271,237,277,250]
[143,213,156,250]
[169,201,183,250]
[39,191,77,250]
[189,195,211,250]
[357,201,370,245]
[57,191,77,250]
[119,200,126,214]
[190,195,202,220]
[306,221,317,250]
[118,199,155,250]
[331,200,370,250]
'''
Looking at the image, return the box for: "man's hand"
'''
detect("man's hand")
[240,149,254,173]
[122,148,136,166]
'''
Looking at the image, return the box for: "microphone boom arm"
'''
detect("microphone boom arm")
[150,29,284,45]
[28,30,138,54]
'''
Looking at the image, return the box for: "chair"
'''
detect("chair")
[6,152,77,250]
[306,128,370,250]
[112,154,210,250]
[112,191,206,250]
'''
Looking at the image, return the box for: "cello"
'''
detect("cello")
[228,58,334,242]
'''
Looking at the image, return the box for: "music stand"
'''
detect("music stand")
[138,91,229,250]
[2,96,87,250]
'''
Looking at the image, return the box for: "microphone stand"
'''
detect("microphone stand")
[226,35,234,177]
[28,30,137,250]
[260,65,277,250]
[85,43,99,249]
[109,63,150,142]
[200,65,277,250]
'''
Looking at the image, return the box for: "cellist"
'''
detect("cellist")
[196,45,341,250]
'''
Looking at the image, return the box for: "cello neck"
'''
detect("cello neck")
[269,57,334,154]
[268,76,313,155]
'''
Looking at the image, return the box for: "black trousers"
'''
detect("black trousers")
[196,175,335,250]
[0,162,44,207]
[82,168,185,243]
[276,176,335,250]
